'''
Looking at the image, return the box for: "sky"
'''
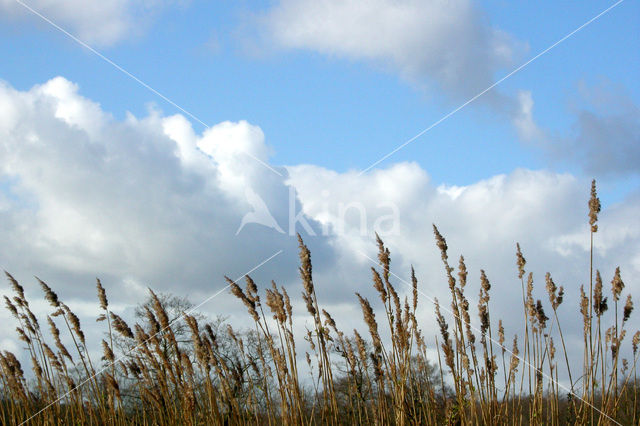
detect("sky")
[0,0,639,388]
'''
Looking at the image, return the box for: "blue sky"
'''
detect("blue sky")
[0,0,639,382]
[2,0,638,198]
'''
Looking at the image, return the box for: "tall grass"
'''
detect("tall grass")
[1,180,638,425]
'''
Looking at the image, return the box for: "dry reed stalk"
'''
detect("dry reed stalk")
[2,179,639,424]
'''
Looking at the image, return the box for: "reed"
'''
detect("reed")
[1,180,638,425]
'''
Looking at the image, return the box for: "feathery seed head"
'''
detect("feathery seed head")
[593,270,608,316]
[632,331,640,355]
[458,256,468,289]
[611,267,624,302]
[110,312,134,339]
[371,268,387,303]
[433,225,448,263]
[4,296,18,318]
[376,233,391,283]
[322,309,337,332]
[298,234,314,295]
[245,275,259,303]
[525,273,535,318]
[580,285,590,332]
[282,286,293,322]
[228,276,259,322]
[265,282,286,324]
[65,307,85,344]
[102,340,114,363]
[479,269,491,300]
[411,266,418,311]
[545,272,559,310]
[588,179,601,232]
[623,294,633,323]
[516,243,526,280]
[535,300,548,329]
[149,289,170,329]
[5,272,25,301]
[357,293,381,353]
[37,278,60,308]
[96,278,108,310]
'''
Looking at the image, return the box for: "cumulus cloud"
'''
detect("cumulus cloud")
[286,163,640,364]
[0,0,182,45]
[0,76,338,369]
[0,76,321,303]
[1,77,638,383]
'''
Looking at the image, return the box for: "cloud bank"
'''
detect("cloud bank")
[0,77,638,378]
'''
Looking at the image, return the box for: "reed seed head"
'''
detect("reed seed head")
[593,270,608,316]
[245,275,259,303]
[580,285,589,333]
[588,179,601,233]
[282,286,293,322]
[545,272,560,310]
[371,268,387,303]
[4,296,18,318]
[525,273,535,319]
[411,266,418,311]
[110,312,134,339]
[102,340,115,363]
[535,300,548,329]
[47,316,72,362]
[322,309,336,331]
[434,299,449,343]
[228,276,259,322]
[433,225,448,263]
[298,234,313,294]
[516,243,526,280]
[611,266,624,302]
[623,294,633,323]
[96,278,108,310]
[458,256,468,289]
[356,293,381,353]
[37,278,60,308]
[65,307,85,344]
[479,269,491,301]
[265,282,287,324]
[376,233,391,283]
[149,289,170,330]
[5,272,25,301]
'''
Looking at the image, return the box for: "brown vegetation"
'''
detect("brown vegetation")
[0,180,638,425]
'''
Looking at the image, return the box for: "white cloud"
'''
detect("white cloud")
[260,0,543,148]
[286,163,640,342]
[0,0,182,46]
[262,0,523,99]
[283,160,640,383]
[0,77,308,297]
[1,77,638,382]
[0,76,335,369]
